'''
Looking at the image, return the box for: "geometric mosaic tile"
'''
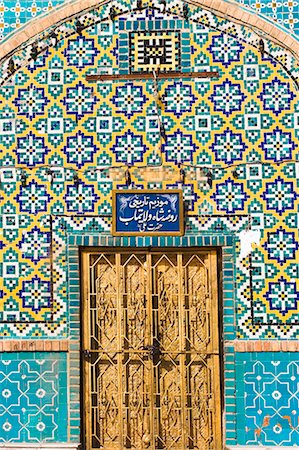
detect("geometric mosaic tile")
[0,352,67,443]
[236,352,299,445]
[129,30,182,73]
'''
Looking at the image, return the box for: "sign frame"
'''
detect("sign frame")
[112,189,184,236]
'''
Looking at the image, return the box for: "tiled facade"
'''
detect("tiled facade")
[0,0,299,448]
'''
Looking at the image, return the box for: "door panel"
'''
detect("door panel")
[82,249,221,449]
[121,253,152,449]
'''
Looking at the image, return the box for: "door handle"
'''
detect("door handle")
[141,344,161,359]
[83,349,92,359]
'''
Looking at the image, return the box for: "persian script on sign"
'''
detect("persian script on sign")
[112,190,184,236]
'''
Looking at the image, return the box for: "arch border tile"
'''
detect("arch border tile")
[0,0,298,61]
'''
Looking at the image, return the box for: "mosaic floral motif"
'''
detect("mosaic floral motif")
[13,85,49,120]
[64,131,97,168]
[20,275,51,312]
[259,78,295,116]
[111,83,148,118]
[0,354,67,442]
[264,228,299,265]
[211,179,249,213]
[36,56,77,99]
[261,177,298,215]
[16,131,49,166]
[211,129,247,164]
[162,130,196,162]
[98,35,113,50]
[265,277,299,315]
[15,181,51,214]
[280,100,299,139]
[64,36,99,69]
[230,50,273,95]
[2,248,30,292]
[84,104,125,146]
[64,183,99,213]
[0,168,18,197]
[18,226,50,263]
[166,182,199,210]
[111,131,147,163]
[0,201,32,240]
[209,80,246,116]
[163,82,196,117]
[62,81,96,120]
[35,105,76,147]
[260,127,296,162]
[208,34,244,67]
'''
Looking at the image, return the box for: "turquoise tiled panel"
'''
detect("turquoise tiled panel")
[236,352,299,446]
[0,352,68,442]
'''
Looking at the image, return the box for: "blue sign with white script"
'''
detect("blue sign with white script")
[112,190,184,235]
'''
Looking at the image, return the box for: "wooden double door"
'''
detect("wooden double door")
[81,249,222,449]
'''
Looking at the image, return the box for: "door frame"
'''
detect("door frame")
[50,215,242,446]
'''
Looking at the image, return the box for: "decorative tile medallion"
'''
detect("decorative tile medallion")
[129,30,181,72]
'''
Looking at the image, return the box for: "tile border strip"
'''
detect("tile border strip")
[0,340,70,352]
[230,340,299,352]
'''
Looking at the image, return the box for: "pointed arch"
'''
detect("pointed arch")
[0,0,298,59]
[0,0,298,86]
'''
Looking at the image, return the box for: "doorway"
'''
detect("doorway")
[81,249,222,449]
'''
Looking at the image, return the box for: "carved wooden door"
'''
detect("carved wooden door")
[81,249,221,449]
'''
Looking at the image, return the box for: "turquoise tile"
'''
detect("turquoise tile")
[0,353,68,442]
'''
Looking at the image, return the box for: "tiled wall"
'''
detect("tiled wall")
[240,0,299,34]
[0,5,298,339]
[0,0,298,446]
